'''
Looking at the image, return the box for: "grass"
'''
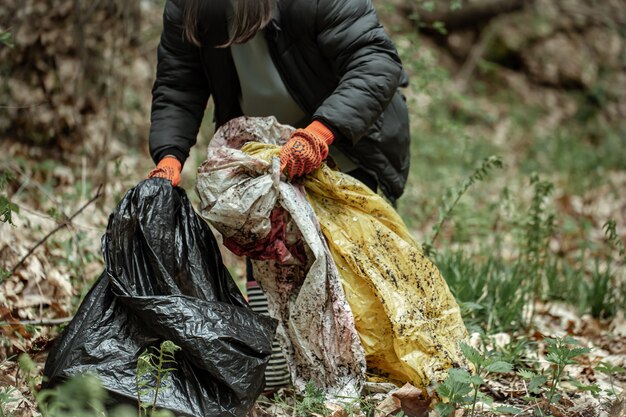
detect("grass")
[389,30,625,322]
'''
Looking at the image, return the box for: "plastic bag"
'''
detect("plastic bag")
[197,117,367,399]
[43,180,277,417]
[302,165,469,387]
[197,116,468,392]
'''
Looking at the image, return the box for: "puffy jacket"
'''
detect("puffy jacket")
[149,0,410,200]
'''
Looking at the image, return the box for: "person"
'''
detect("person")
[147,0,411,390]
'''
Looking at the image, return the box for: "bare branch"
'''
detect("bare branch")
[10,185,104,276]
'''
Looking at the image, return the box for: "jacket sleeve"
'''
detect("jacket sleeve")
[312,0,404,144]
[149,0,210,165]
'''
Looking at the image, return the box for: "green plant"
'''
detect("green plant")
[425,155,503,256]
[17,353,39,394]
[595,361,625,399]
[0,387,18,417]
[515,338,593,415]
[461,342,513,416]
[495,337,533,370]
[55,231,101,307]
[294,382,328,417]
[544,336,590,404]
[516,174,555,316]
[434,368,473,416]
[435,342,514,417]
[37,374,107,417]
[517,368,562,417]
[567,377,602,397]
[517,368,548,399]
[0,30,13,48]
[356,393,379,417]
[585,262,618,319]
[37,374,149,417]
[15,352,168,417]
[135,340,181,417]
[0,268,10,285]
[603,219,625,261]
[256,383,331,417]
[0,171,19,225]
[436,251,526,333]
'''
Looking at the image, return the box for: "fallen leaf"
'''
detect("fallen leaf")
[376,392,401,416]
[376,383,431,417]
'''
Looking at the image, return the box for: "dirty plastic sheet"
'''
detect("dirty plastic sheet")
[43,180,277,417]
[196,117,367,399]
[197,116,468,392]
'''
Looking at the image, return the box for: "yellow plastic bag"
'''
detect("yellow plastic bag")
[242,142,468,388]
[304,166,468,387]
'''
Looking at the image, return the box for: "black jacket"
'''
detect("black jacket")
[149,0,410,200]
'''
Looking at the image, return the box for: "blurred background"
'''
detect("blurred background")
[0,0,625,415]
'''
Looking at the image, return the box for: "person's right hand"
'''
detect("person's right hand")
[148,156,182,187]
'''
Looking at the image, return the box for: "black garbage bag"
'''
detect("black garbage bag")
[43,179,277,417]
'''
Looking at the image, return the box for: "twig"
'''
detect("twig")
[0,317,74,326]
[10,185,103,276]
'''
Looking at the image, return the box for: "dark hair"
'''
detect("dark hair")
[183,0,273,47]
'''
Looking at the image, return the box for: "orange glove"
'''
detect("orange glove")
[279,120,335,179]
[148,156,182,187]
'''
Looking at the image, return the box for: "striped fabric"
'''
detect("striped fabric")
[247,281,291,389]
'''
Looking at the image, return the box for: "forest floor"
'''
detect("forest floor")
[1,1,625,416]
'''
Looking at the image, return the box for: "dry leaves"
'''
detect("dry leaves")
[375,383,432,417]
[0,0,141,148]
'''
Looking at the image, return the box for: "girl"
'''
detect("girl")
[147,0,411,389]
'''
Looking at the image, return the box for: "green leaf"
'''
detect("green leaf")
[596,362,625,374]
[0,267,11,284]
[420,1,436,12]
[545,352,561,364]
[484,360,513,373]
[469,375,484,385]
[528,375,548,394]
[450,0,463,11]
[431,21,448,35]
[18,353,37,375]
[460,342,484,367]
[517,369,536,380]
[436,368,473,402]
[568,378,601,395]
[0,31,13,48]
[460,301,484,311]
[434,403,455,417]
[436,383,454,399]
[0,195,19,225]
[563,336,581,345]
[569,347,591,358]
[448,368,472,383]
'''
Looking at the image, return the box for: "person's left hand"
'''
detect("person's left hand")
[279,120,335,179]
